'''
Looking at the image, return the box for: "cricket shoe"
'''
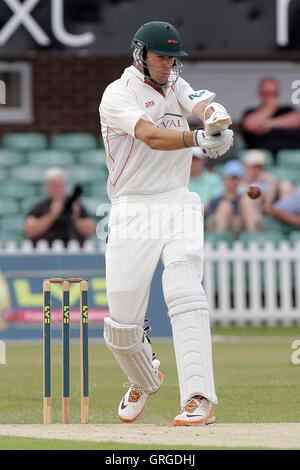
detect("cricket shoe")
[204,102,232,136]
[173,395,215,426]
[118,364,163,423]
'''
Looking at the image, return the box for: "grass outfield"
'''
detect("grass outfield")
[0,326,299,449]
[0,436,275,451]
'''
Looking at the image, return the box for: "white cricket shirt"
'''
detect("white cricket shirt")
[99,65,215,200]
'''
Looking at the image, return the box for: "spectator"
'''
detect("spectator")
[268,187,300,229]
[188,147,224,212]
[239,149,282,213]
[241,78,300,160]
[205,160,264,236]
[24,167,96,247]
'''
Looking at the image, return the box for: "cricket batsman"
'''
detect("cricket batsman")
[99,21,233,425]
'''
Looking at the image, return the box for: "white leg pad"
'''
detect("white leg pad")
[163,261,218,407]
[103,317,161,394]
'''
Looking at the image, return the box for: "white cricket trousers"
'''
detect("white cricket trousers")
[105,187,205,325]
[105,187,217,405]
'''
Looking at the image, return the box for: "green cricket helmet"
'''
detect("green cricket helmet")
[131,21,188,57]
[131,21,188,88]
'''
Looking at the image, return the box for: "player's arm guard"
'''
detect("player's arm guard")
[177,87,216,115]
[194,129,234,159]
[193,90,216,105]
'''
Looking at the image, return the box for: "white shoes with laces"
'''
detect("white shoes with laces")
[118,385,149,423]
[173,395,216,426]
[118,362,163,423]
[117,360,214,426]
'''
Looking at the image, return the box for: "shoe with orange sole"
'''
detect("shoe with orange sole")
[118,370,163,423]
[173,395,216,426]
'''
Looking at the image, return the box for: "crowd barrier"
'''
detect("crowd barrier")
[0,240,170,341]
[204,240,300,325]
[0,239,299,341]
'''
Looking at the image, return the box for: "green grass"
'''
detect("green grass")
[0,326,299,449]
[212,325,300,337]
[0,436,274,451]
[0,327,299,424]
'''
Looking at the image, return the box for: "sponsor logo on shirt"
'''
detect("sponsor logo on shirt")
[157,119,183,129]
[155,113,184,129]
[188,91,206,100]
[145,100,155,108]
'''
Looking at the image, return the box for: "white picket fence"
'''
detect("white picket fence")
[1,238,300,326]
[204,240,300,325]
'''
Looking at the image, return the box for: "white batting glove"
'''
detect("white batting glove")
[194,129,234,159]
[204,102,232,136]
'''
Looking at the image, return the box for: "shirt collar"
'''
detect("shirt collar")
[122,65,146,83]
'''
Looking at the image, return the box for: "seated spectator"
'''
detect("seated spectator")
[188,147,224,211]
[241,78,300,160]
[268,187,300,229]
[205,160,264,236]
[238,149,281,213]
[239,149,294,214]
[24,167,96,247]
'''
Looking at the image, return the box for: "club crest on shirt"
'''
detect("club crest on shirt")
[145,100,155,108]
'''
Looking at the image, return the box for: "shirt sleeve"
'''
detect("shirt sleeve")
[26,200,49,218]
[175,77,216,116]
[100,82,154,137]
[274,189,300,214]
